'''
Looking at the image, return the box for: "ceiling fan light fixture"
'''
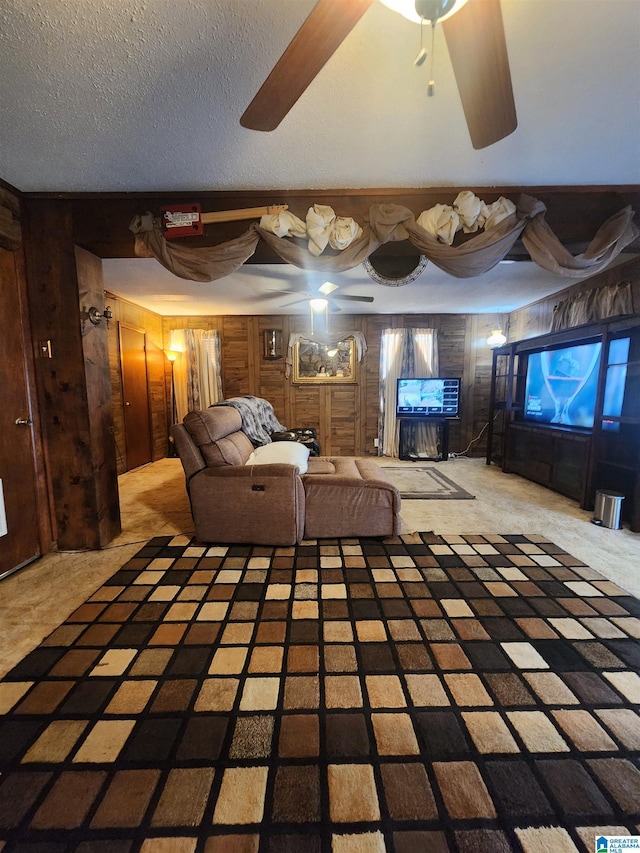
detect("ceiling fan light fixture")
[378,0,469,25]
[309,297,329,312]
[319,281,339,296]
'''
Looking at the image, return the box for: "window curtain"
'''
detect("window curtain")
[378,328,439,458]
[169,329,223,422]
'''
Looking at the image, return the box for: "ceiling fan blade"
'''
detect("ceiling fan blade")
[279,297,311,309]
[266,288,310,297]
[240,0,375,131]
[442,0,517,150]
[333,293,375,303]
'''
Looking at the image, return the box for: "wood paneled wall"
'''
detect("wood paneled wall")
[104,294,169,475]
[162,312,503,458]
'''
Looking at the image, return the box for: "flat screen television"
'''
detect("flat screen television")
[396,377,461,418]
[523,341,602,429]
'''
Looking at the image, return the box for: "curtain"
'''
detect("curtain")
[379,328,439,458]
[170,329,223,422]
[550,280,635,331]
[379,330,404,458]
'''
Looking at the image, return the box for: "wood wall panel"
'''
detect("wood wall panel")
[221,316,251,398]
[161,310,506,458]
[290,386,322,437]
[330,387,358,456]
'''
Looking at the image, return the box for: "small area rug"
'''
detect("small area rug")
[384,466,475,500]
[0,533,639,853]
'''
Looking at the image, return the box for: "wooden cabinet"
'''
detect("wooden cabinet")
[487,318,640,531]
[505,423,591,503]
[591,326,640,531]
[486,346,524,467]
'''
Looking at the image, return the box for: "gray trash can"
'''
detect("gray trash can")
[592,490,625,529]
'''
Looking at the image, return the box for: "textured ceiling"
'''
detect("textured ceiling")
[2,0,639,314]
[2,0,639,193]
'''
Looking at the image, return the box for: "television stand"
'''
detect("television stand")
[398,418,450,462]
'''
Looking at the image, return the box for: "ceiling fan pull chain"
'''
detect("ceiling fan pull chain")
[428,22,436,96]
[414,18,428,66]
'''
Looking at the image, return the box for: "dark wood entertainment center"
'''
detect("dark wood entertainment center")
[487,316,640,532]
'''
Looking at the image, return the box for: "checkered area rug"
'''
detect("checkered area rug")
[0,533,639,853]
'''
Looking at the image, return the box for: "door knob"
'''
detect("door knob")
[125,402,132,407]
[15,417,32,426]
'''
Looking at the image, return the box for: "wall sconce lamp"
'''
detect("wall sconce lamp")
[87,305,113,327]
[487,329,508,348]
[263,329,283,360]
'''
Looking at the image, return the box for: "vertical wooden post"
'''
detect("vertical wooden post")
[23,200,120,550]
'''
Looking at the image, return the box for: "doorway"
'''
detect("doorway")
[119,323,153,471]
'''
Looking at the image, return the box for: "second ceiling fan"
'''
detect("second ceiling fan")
[269,279,375,312]
[240,0,517,150]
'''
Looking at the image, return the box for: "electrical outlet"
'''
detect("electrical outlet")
[373,437,379,448]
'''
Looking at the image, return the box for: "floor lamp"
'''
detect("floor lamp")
[165,350,178,456]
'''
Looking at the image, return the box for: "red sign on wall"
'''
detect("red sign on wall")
[161,203,203,238]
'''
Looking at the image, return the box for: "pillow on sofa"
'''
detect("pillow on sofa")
[246,441,310,474]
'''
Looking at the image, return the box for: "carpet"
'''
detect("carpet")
[0,533,639,853]
[383,466,475,500]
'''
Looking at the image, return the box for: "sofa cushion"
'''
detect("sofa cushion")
[183,408,253,467]
[184,408,242,442]
[247,441,310,473]
[306,457,336,475]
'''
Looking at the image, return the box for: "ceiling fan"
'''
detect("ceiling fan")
[267,279,375,312]
[240,0,517,150]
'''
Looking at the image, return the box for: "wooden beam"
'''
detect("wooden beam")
[21,185,640,261]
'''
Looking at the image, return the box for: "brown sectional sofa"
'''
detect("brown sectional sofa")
[172,407,401,546]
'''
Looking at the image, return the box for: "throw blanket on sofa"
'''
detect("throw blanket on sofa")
[213,395,287,446]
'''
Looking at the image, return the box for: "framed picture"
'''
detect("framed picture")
[292,337,357,384]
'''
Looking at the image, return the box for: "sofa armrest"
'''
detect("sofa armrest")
[187,464,305,546]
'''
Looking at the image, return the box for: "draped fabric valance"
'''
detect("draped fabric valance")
[550,280,635,332]
[130,194,638,284]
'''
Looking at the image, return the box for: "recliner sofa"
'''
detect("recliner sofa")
[172,407,401,546]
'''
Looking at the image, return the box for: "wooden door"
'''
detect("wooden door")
[0,248,40,578]
[119,324,152,471]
